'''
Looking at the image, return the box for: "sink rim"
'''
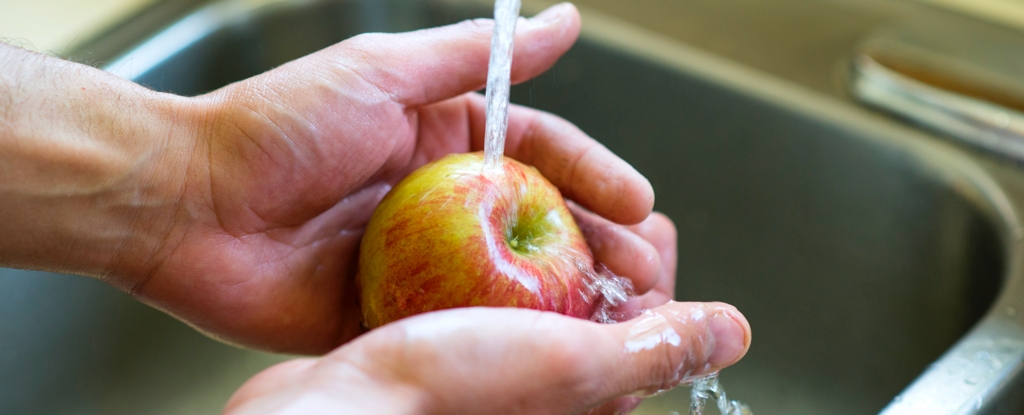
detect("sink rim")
[568,6,1024,413]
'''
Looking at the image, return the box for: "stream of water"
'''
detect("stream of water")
[482,0,521,170]
[481,3,751,414]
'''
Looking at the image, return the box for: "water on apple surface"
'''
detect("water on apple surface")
[478,2,752,414]
[476,0,637,325]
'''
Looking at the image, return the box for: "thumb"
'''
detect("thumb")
[314,2,580,107]
[223,304,750,415]
[570,301,752,414]
[363,303,750,414]
[599,301,751,397]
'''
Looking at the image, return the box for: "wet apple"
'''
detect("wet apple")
[357,152,600,328]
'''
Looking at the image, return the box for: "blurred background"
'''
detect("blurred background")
[6,0,1024,414]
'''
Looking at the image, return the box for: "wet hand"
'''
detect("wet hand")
[121,3,664,353]
[223,301,750,415]
[223,211,751,415]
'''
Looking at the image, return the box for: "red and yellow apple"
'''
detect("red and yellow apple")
[357,152,601,329]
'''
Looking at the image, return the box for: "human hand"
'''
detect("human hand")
[0,3,672,354]
[225,305,748,415]
[138,3,670,353]
[223,217,750,415]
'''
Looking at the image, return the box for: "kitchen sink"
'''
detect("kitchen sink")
[4,0,1024,414]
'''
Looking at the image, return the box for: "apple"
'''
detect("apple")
[357,152,602,329]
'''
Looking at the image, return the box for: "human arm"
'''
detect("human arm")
[0,3,668,353]
[0,41,197,282]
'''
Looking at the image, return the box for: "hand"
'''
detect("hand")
[0,4,669,354]
[223,216,751,415]
[139,3,668,353]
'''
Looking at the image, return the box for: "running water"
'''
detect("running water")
[482,0,521,170]
[479,4,749,413]
[479,0,635,311]
[687,372,753,415]
[580,263,635,324]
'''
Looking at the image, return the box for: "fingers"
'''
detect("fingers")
[317,3,580,107]
[570,202,660,295]
[467,94,656,224]
[225,304,749,415]
[623,212,679,311]
[330,304,749,415]
[600,301,750,398]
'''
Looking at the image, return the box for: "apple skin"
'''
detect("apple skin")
[357,152,599,329]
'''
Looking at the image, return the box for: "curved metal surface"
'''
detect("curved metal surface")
[2,0,1023,414]
[850,54,1024,165]
[844,16,1024,414]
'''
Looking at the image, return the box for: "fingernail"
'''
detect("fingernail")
[532,2,572,25]
[707,312,747,366]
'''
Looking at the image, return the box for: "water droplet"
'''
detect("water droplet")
[623,312,681,353]
[583,263,634,324]
[687,372,753,415]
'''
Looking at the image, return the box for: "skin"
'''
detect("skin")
[225,214,751,415]
[0,3,751,414]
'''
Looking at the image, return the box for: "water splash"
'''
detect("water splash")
[579,262,635,323]
[483,0,522,171]
[616,305,753,414]
[479,0,633,320]
[478,5,751,414]
[688,372,753,415]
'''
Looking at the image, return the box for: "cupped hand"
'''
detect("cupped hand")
[224,217,750,415]
[122,3,669,354]
[221,226,748,414]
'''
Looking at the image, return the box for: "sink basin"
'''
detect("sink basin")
[3,0,1024,413]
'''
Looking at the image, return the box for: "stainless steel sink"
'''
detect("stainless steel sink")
[4,0,1024,414]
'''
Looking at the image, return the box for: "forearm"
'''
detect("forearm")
[0,43,199,284]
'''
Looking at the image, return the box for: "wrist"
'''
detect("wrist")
[0,43,202,285]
